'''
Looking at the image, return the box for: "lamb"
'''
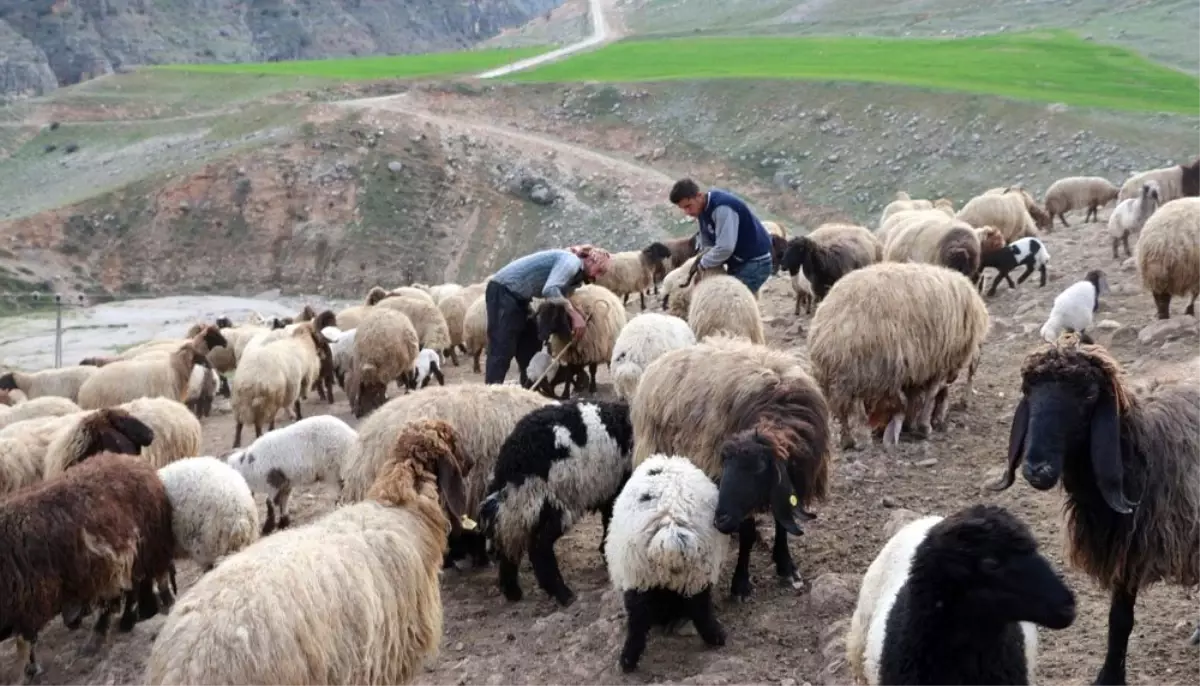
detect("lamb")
[0,395,80,430]
[184,362,221,418]
[606,454,729,672]
[462,296,488,373]
[322,325,356,390]
[957,189,1047,241]
[1040,269,1109,344]
[1118,157,1200,203]
[77,332,226,410]
[631,335,831,599]
[988,334,1200,685]
[781,223,881,311]
[144,419,472,686]
[407,348,446,390]
[0,365,98,403]
[478,400,633,606]
[845,504,1076,685]
[686,274,765,344]
[535,284,627,394]
[1135,196,1200,319]
[1109,181,1161,259]
[0,452,175,680]
[348,308,419,418]
[1043,175,1120,227]
[437,293,468,366]
[807,262,990,449]
[226,414,359,534]
[884,215,995,281]
[594,243,674,309]
[610,312,697,402]
[157,456,259,571]
[338,384,556,568]
[978,236,1051,297]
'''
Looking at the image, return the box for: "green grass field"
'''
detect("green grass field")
[506,31,1200,114]
[153,46,547,80]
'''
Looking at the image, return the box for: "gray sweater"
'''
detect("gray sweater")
[492,249,584,301]
[698,204,739,269]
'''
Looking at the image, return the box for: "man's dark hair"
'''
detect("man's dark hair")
[669,178,701,204]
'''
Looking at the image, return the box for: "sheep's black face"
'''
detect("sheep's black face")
[202,327,228,351]
[1017,380,1098,490]
[536,305,570,343]
[355,381,388,419]
[780,238,807,276]
[915,505,1076,630]
[715,434,780,534]
[0,373,16,391]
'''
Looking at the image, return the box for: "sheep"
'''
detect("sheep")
[115,324,228,362]
[789,262,815,316]
[78,356,120,367]
[606,454,729,672]
[338,384,556,567]
[1043,175,1120,227]
[230,321,329,447]
[535,284,627,394]
[458,280,489,309]
[77,331,226,410]
[144,419,471,686]
[631,335,830,599]
[377,294,454,362]
[1040,269,1109,344]
[0,365,98,403]
[1109,181,1162,260]
[769,233,789,275]
[323,325,356,389]
[807,262,990,449]
[226,414,359,534]
[660,232,700,269]
[348,308,420,418]
[660,256,725,318]
[184,363,220,418]
[0,395,80,430]
[1135,196,1200,319]
[610,312,697,402]
[845,504,1076,685]
[686,274,765,344]
[1118,157,1200,203]
[478,400,633,606]
[878,191,934,229]
[659,255,699,314]
[389,285,435,303]
[437,293,468,366]
[884,213,992,280]
[407,348,446,390]
[782,223,882,310]
[462,296,488,374]
[957,189,1047,241]
[876,208,947,247]
[594,243,674,310]
[0,452,175,680]
[988,333,1200,685]
[157,456,259,572]
[43,397,200,478]
[978,236,1051,297]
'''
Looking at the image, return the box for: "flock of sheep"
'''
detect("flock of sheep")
[0,155,1197,685]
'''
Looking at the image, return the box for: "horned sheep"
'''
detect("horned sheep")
[1135,196,1200,319]
[631,335,831,599]
[989,334,1199,685]
[610,312,697,402]
[144,419,472,686]
[606,454,730,672]
[478,400,633,607]
[807,262,990,449]
[1042,175,1120,227]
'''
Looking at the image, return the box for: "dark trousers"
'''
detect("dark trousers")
[484,281,541,384]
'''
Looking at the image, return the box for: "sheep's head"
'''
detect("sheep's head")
[194,324,228,352]
[312,309,338,332]
[364,286,389,306]
[978,226,1006,254]
[71,408,156,467]
[296,304,317,322]
[536,301,572,344]
[371,419,473,531]
[770,235,789,274]
[352,363,388,419]
[1141,181,1161,205]
[1084,269,1110,297]
[713,427,816,537]
[214,316,234,329]
[643,241,673,265]
[989,333,1138,515]
[780,237,809,276]
[0,372,18,391]
[912,504,1076,630]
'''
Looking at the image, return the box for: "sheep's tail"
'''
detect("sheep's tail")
[646,520,702,569]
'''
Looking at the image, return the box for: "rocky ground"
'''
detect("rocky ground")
[5,204,1197,686]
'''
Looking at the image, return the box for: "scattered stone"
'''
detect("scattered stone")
[1110,326,1139,347]
[387,161,404,173]
[808,573,857,613]
[881,495,897,508]
[914,458,938,468]
[1138,316,1199,346]
[1122,257,1138,271]
[884,508,921,538]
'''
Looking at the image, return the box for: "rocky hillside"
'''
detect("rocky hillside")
[0,0,566,98]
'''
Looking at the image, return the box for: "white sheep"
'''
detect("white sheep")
[1109,181,1162,259]
[157,456,260,571]
[1040,269,1109,344]
[184,364,220,418]
[606,453,729,672]
[410,348,445,389]
[0,366,98,403]
[610,312,697,402]
[225,414,358,534]
[322,325,356,390]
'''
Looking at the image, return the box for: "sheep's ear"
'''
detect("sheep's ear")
[770,462,810,536]
[112,414,155,449]
[437,452,468,525]
[1089,391,1138,515]
[988,395,1028,492]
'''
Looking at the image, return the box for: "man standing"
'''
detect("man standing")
[484,245,612,385]
[668,178,774,295]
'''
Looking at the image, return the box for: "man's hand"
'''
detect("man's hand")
[569,309,587,340]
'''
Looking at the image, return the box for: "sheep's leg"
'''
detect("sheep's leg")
[639,291,646,310]
[1015,264,1036,285]
[1038,265,1048,287]
[1186,292,1197,317]
[598,495,617,557]
[497,553,523,601]
[292,397,303,421]
[1057,212,1069,228]
[274,481,294,530]
[619,590,653,672]
[772,521,804,589]
[686,588,727,648]
[587,362,598,393]
[915,386,940,437]
[433,363,446,386]
[447,347,460,367]
[232,422,244,448]
[1087,205,1099,223]
[1094,585,1137,685]
[466,531,489,568]
[155,569,175,613]
[16,632,42,684]
[622,293,629,306]
[931,385,952,431]
[472,351,481,374]
[530,504,575,606]
[79,596,122,657]
[730,518,758,601]
[1153,292,1172,319]
[881,413,905,448]
[836,411,857,451]
[793,293,801,316]
[117,589,139,632]
[263,496,278,534]
[136,576,160,620]
[986,272,1004,297]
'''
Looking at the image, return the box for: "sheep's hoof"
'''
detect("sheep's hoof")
[553,589,577,607]
[930,418,947,432]
[730,576,753,602]
[22,662,43,685]
[619,655,639,673]
[782,571,808,592]
[666,619,696,636]
[909,424,931,440]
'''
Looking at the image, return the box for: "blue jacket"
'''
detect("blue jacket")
[697,189,772,267]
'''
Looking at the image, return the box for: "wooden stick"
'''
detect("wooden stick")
[526,299,610,391]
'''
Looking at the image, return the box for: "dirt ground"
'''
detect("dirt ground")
[5,211,1199,686]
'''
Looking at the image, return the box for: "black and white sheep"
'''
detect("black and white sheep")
[478,399,633,607]
[978,237,1051,297]
[605,454,730,672]
[989,334,1200,685]
[846,504,1076,685]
